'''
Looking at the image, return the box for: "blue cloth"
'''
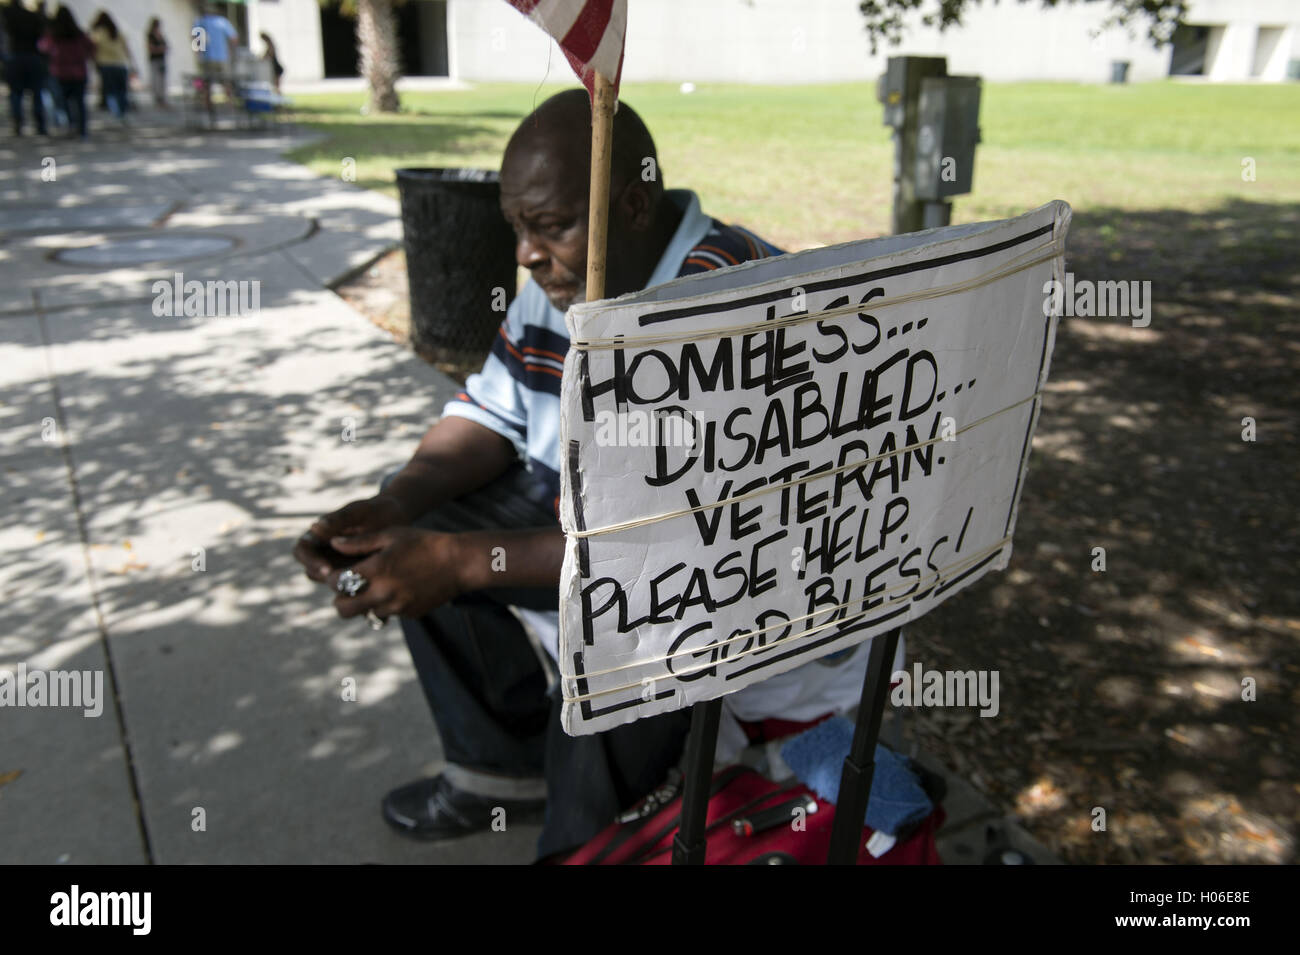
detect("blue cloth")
[780,716,932,835]
[194,15,237,63]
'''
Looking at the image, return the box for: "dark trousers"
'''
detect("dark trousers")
[98,64,129,117]
[6,53,47,134]
[46,75,68,126]
[392,466,692,859]
[57,79,87,137]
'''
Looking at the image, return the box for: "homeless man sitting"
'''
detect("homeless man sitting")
[294,89,786,860]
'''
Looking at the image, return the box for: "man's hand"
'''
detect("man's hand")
[293,494,410,582]
[293,416,525,611]
[326,528,464,622]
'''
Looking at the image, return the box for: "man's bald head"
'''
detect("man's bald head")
[498,90,678,311]
[502,89,662,202]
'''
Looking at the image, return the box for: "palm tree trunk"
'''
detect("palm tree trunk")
[357,0,401,113]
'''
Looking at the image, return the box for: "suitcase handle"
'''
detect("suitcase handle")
[669,626,905,866]
[628,780,809,865]
[732,794,819,837]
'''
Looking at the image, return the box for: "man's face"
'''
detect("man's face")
[500,147,589,311]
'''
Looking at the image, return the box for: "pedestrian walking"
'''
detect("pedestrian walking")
[3,0,48,136]
[90,10,133,122]
[38,5,94,138]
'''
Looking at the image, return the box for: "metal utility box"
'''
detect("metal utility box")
[876,56,983,233]
[914,76,982,200]
[877,55,946,130]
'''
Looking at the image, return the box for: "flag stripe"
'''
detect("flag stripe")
[505,0,626,99]
[587,5,625,89]
[558,1,613,67]
[530,0,586,45]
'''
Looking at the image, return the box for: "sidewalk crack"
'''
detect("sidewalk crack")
[34,304,156,865]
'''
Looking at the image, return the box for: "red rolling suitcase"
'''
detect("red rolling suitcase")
[563,764,944,865]
[565,627,941,865]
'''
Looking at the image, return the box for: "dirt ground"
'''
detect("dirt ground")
[338,199,1298,864]
[337,249,484,384]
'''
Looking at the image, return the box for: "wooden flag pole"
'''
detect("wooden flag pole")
[585,72,618,301]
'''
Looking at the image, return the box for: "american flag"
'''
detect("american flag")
[505,0,627,100]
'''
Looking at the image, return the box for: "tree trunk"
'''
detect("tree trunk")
[357,0,401,113]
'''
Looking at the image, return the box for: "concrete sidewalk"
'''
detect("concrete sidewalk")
[1,113,535,864]
[0,110,1055,865]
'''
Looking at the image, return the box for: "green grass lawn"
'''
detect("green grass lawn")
[287,81,1300,250]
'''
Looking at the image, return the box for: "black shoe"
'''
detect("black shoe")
[382,774,546,841]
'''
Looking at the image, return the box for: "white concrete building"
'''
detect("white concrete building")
[52,0,325,84]
[83,0,1300,86]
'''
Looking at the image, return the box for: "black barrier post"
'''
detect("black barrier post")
[672,697,724,865]
[827,627,903,865]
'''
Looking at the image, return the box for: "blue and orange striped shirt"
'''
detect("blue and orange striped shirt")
[442,189,783,513]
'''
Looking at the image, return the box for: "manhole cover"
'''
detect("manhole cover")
[54,234,236,267]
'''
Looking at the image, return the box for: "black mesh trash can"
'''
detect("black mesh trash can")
[1109,60,1131,84]
[395,168,517,362]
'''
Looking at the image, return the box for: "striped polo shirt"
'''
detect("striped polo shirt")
[442,188,783,512]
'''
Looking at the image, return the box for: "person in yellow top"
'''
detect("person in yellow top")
[89,10,134,121]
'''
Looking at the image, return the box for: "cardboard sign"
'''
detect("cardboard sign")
[558,201,1071,735]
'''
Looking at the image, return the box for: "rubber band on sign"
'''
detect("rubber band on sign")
[569,392,1042,540]
[569,242,1062,351]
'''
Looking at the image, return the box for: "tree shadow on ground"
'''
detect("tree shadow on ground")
[907,197,1300,863]
[0,116,545,862]
[0,296,541,863]
[288,116,514,164]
